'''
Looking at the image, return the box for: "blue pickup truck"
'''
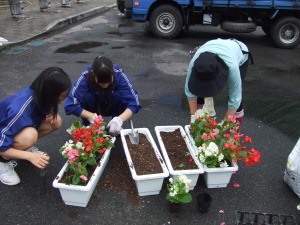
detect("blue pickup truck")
[117,0,300,49]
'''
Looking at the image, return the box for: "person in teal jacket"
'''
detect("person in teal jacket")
[185,38,252,131]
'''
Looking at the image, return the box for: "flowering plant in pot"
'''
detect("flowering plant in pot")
[189,109,261,168]
[59,115,115,185]
[166,174,192,203]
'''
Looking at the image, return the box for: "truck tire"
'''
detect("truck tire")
[270,17,300,49]
[221,21,257,33]
[149,5,183,39]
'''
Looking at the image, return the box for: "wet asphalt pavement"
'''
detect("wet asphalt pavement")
[0,7,299,225]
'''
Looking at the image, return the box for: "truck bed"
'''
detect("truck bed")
[195,0,300,9]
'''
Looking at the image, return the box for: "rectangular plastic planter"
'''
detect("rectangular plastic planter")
[185,125,238,188]
[120,128,169,197]
[154,125,204,190]
[52,137,116,207]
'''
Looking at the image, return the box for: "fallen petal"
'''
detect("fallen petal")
[219,210,224,214]
[220,222,226,225]
[233,183,240,188]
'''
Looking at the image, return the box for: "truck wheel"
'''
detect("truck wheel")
[270,17,300,49]
[150,5,183,38]
[221,21,257,33]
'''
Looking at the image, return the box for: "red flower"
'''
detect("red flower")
[244,136,253,143]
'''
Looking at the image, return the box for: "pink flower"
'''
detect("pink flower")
[227,115,236,123]
[201,133,210,140]
[220,222,226,225]
[210,129,219,140]
[79,175,88,181]
[65,148,79,164]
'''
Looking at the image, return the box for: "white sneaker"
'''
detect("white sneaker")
[0,161,20,185]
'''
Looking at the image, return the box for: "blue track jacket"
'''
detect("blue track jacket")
[0,88,45,152]
[64,65,141,124]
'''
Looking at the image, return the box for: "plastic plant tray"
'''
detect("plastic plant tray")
[236,211,297,225]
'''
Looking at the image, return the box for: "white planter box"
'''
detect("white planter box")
[52,137,116,207]
[154,125,204,190]
[184,125,239,188]
[203,163,238,188]
[120,128,169,197]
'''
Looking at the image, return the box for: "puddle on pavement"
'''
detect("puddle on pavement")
[111,46,125,49]
[55,41,107,53]
[6,47,30,55]
[106,31,123,36]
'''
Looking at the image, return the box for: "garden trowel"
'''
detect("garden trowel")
[129,119,139,144]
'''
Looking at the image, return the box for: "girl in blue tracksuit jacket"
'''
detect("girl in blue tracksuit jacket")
[64,56,141,136]
[0,67,71,185]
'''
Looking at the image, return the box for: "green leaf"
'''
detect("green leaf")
[72,175,80,185]
[178,163,185,168]
[174,193,192,203]
[87,157,96,166]
[73,121,82,128]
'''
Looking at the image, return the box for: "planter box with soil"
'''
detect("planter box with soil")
[120,128,169,196]
[155,125,204,190]
[184,125,239,188]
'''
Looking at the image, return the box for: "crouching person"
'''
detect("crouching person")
[0,67,71,185]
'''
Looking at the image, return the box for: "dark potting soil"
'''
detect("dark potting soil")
[160,128,199,170]
[125,133,163,175]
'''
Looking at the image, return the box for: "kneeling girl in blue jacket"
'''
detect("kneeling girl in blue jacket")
[64,56,141,136]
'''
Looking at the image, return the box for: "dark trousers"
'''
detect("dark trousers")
[197,59,249,112]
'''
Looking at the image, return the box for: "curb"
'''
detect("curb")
[0,3,116,49]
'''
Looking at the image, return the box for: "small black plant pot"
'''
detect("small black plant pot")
[197,192,212,213]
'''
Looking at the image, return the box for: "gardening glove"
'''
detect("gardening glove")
[88,113,98,124]
[190,115,197,124]
[202,97,216,117]
[106,117,123,136]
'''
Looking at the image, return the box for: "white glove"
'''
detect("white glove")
[190,115,197,123]
[106,117,123,136]
[88,113,98,124]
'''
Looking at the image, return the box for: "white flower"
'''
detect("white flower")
[66,128,72,135]
[218,153,224,161]
[297,204,300,210]
[207,142,219,155]
[195,108,209,118]
[220,161,229,168]
[169,178,173,184]
[76,142,83,149]
[199,154,205,163]
[197,145,204,152]
[170,192,175,197]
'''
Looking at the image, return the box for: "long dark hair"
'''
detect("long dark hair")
[30,67,71,119]
[87,56,114,114]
